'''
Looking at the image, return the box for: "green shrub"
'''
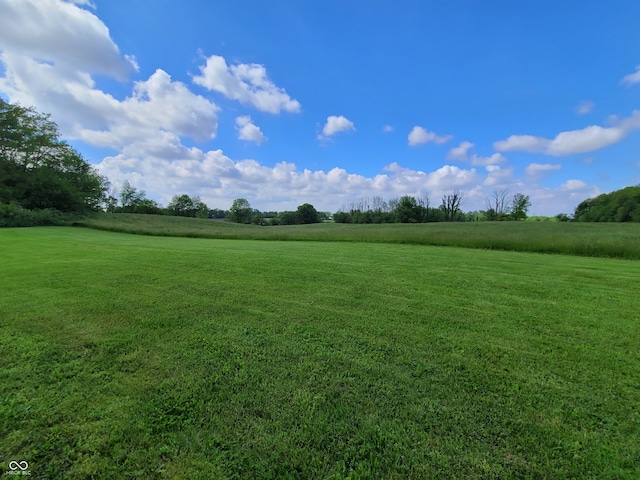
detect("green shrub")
[0,202,77,227]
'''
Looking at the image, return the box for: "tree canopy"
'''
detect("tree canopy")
[574,186,640,222]
[0,99,107,213]
[228,198,253,223]
[167,194,208,218]
[296,203,320,224]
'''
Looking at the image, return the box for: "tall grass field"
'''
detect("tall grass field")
[77,213,640,259]
[1,226,639,478]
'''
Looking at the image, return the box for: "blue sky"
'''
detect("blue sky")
[1,0,640,215]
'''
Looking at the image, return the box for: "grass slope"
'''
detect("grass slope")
[1,227,639,478]
[77,213,640,259]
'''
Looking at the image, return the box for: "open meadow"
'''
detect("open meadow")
[1,225,639,478]
[77,213,640,259]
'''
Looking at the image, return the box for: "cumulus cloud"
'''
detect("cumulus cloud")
[318,115,355,139]
[0,0,137,79]
[447,141,506,166]
[525,163,561,178]
[193,54,301,114]
[494,111,640,156]
[469,153,507,166]
[408,126,452,146]
[95,142,485,213]
[621,66,640,86]
[0,52,219,149]
[79,69,219,147]
[483,164,514,186]
[576,100,594,115]
[0,0,220,149]
[447,141,474,160]
[382,125,394,132]
[561,179,589,191]
[235,116,267,145]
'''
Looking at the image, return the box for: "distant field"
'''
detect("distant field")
[1,227,639,478]
[76,213,640,259]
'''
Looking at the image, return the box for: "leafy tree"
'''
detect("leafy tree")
[297,203,320,224]
[510,193,531,220]
[574,186,640,222]
[167,194,193,216]
[0,98,108,213]
[555,213,572,222]
[134,198,163,214]
[119,180,145,212]
[113,180,163,214]
[167,194,208,218]
[228,198,252,223]
[395,196,421,223]
[208,208,229,219]
[279,211,299,225]
[333,211,351,223]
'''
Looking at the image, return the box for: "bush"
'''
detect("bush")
[0,202,77,227]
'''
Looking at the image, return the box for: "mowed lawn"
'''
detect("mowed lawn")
[1,227,639,479]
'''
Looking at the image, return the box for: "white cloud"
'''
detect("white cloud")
[493,134,544,153]
[483,164,514,186]
[561,179,589,191]
[408,126,452,146]
[235,116,267,145]
[447,141,506,166]
[621,65,640,86]
[76,69,219,147]
[0,0,137,80]
[382,125,394,132]
[192,54,301,114]
[576,100,594,115]
[0,0,219,149]
[525,163,562,178]
[96,145,485,213]
[318,115,355,139]
[494,111,640,156]
[470,153,507,167]
[68,0,97,7]
[0,46,219,148]
[447,141,474,160]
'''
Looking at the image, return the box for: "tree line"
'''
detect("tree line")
[2,99,640,226]
[573,186,640,222]
[333,190,531,224]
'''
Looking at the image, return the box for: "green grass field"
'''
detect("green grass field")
[1,226,639,478]
[77,213,640,259]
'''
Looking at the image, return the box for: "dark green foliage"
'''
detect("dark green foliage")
[228,198,253,223]
[395,195,422,223]
[296,203,320,224]
[0,201,78,226]
[555,213,572,222]
[108,180,164,214]
[334,196,437,224]
[511,193,531,220]
[167,194,208,218]
[0,99,108,214]
[575,186,640,222]
[279,210,299,225]
[333,211,351,223]
[208,208,229,219]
